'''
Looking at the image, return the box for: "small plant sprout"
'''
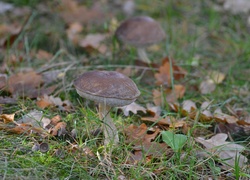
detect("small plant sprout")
[162,130,187,152]
[115,16,166,63]
[74,70,140,145]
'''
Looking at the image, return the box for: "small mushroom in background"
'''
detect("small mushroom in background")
[115,16,166,63]
[74,70,140,145]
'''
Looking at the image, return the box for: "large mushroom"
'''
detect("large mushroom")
[74,70,140,145]
[115,16,166,63]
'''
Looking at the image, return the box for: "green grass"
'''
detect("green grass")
[0,0,250,179]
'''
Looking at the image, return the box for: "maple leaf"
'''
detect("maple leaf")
[195,133,247,170]
[119,102,147,116]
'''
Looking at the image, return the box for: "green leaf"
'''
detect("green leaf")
[162,131,187,152]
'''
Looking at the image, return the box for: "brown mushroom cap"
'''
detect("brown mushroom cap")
[74,71,140,107]
[115,16,166,47]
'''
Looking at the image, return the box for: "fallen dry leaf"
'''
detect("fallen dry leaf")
[153,85,186,106]
[0,74,7,89]
[119,102,147,116]
[36,49,53,61]
[155,57,187,87]
[146,103,162,117]
[199,101,213,122]
[7,70,55,98]
[58,0,111,25]
[78,33,107,54]
[50,122,67,136]
[208,70,226,84]
[0,113,15,124]
[125,123,171,164]
[36,95,74,112]
[115,67,138,77]
[17,110,51,129]
[195,133,247,170]
[66,22,83,45]
[214,108,239,124]
[0,23,22,48]
[141,115,186,128]
[199,79,216,94]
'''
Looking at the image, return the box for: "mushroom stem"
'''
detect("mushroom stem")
[99,103,119,145]
[137,47,151,63]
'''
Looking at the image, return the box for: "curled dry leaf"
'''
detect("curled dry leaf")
[208,70,226,84]
[195,133,247,170]
[50,122,67,136]
[214,108,238,124]
[146,103,162,117]
[199,101,213,122]
[0,113,15,124]
[119,102,147,116]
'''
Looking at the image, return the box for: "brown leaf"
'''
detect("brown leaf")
[0,74,7,89]
[51,122,67,136]
[195,133,247,170]
[153,85,186,106]
[0,24,22,48]
[7,70,52,98]
[78,33,107,54]
[199,79,216,94]
[36,50,53,61]
[119,102,146,116]
[58,0,111,25]
[125,123,160,145]
[50,115,62,126]
[0,113,15,124]
[66,22,83,45]
[9,123,47,136]
[214,108,238,124]
[155,57,187,86]
[115,67,138,77]
[37,95,74,112]
[141,116,186,128]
